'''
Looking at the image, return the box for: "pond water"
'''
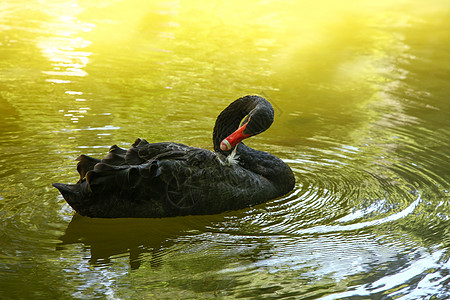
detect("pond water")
[1,0,449,298]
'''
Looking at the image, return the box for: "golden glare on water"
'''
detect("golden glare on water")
[0,0,449,298]
[37,5,93,82]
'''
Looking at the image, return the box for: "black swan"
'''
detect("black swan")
[53,95,295,218]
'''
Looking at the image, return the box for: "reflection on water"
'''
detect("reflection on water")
[38,17,92,80]
[1,0,450,298]
[58,214,222,269]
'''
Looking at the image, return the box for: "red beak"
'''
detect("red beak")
[220,121,252,151]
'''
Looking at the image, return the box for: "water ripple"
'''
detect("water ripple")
[298,194,421,235]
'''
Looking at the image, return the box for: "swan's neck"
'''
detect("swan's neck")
[212,96,294,194]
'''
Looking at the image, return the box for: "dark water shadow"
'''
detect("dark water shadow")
[58,213,225,269]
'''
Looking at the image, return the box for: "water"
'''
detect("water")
[1,0,449,298]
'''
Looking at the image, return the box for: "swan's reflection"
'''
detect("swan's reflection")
[58,213,224,269]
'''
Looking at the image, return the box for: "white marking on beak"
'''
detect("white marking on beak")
[220,139,231,151]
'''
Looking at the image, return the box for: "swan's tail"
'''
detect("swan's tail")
[53,158,161,212]
[52,140,163,217]
[52,182,87,212]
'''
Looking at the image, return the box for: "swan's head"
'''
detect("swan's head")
[220,104,274,151]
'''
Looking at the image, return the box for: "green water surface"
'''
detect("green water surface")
[1,0,449,298]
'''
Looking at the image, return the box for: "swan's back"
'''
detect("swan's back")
[53,138,281,218]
